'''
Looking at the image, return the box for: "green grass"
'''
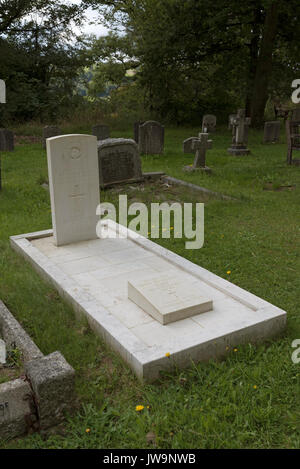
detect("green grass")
[0,126,299,448]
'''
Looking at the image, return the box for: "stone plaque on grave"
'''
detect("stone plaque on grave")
[139,120,164,155]
[263,121,280,143]
[98,138,143,188]
[128,272,213,325]
[46,134,100,246]
[0,129,14,151]
[92,124,110,141]
[202,114,216,133]
[43,125,62,149]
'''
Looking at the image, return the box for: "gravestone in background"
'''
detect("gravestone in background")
[98,138,143,188]
[42,125,62,149]
[46,134,100,246]
[133,121,145,143]
[0,129,14,151]
[139,121,164,155]
[229,113,249,143]
[183,133,212,173]
[263,121,281,143]
[228,109,251,155]
[202,114,216,133]
[92,124,110,141]
[183,137,199,154]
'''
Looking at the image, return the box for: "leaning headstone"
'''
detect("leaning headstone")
[0,129,14,151]
[42,125,62,149]
[183,137,199,154]
[92,124,110,141]
[202,114,216,133]
[46,134,100,246]
[139,121,164,155]
[183,133,212,173]
[263,121,281,143]
[228,109,251,155]
[133,121,145,143]
[98,138,143,188]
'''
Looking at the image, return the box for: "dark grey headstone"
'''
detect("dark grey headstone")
[92,124,110,141]
[0,129,14,151]
[134,121,145,143]
[263,121,281,143]
[183,137,198,154]
[97,138,143,187]
[139,121,164,155]
[42,126,62,149]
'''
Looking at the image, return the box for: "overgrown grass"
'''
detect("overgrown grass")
[0,126,299,448]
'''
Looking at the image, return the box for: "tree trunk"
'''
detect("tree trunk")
[245,6,262,116]
[250,1,279,127]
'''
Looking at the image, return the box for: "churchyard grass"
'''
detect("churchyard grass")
[0,126,299,448]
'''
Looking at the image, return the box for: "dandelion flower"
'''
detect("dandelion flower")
[227,270,231,275]
[234,348,238,352]
[165,352,171,358]
[85,428,91,433]
[253,385,258,390]
[136,405,144,412]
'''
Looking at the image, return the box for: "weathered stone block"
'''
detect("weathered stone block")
[25,351,75,430]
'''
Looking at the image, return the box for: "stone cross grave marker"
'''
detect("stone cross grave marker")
[202,114,216,133]
[46,134,100,246]
[228,109,251,155]
[263,121,281,143]
[183,133,212,172]
[43,125,62,149]
[97,138,143,188]
[92,124,110,141]
[139,120,164,154]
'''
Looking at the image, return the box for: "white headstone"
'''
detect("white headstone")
[0,80,5,103]
[47,134,100,246]
[0,338,6,364]
[128,273,213,325]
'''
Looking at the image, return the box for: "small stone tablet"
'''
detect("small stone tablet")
[128,273,213,325]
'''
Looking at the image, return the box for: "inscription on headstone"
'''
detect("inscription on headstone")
[139,121,164,155]
[92,124,110,141]
[47,134,100,246]
[98,138,143,187]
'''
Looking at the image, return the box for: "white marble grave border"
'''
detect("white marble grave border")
[10,220,286,381]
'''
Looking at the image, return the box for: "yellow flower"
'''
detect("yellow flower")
[233,348,238,352]
[227,270,231,274]
[165,352,171,358]
[226,346,229,351]
[136,405,144,412]
[147,405,150,409]
[85,428,91,433]
[253,385,258,389]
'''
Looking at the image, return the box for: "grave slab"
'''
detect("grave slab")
[11,220,287,382]
[128,273,213,325]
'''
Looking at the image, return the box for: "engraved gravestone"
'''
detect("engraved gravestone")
[46,134,100,246]
[202,114,216,133]
[92,124,110,141]
[97,138,143,188]
[139,121,164,154]
[43,125,62,149]
[263,121,281,143]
